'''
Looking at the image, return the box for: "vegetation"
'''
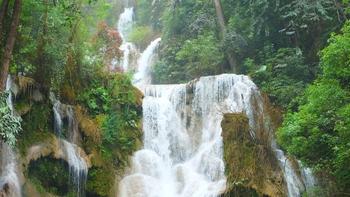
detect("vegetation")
[0,92,21,146]
[0,0,142,195]
[1,0,350,195]
[137,0,350,194]
[28,157,70,196]
[278,23,350,193]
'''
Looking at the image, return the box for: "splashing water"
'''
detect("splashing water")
[272,141,305,197]
[120,74,275,197]
[62,140,88,197]
[118,7,136,71]
[133,38,161,87]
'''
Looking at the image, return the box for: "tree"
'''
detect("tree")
[277,22,350,192]
[213,0,237,73]
[0,0,22,91]
[0,0,10,42]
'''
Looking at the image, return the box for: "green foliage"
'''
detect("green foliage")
[17,101,53,155]
[128,25,154,49]
[252,48,312,109]
[278,23,350,192]
[86,167,114,197]
[320,22,350,85]
[0,92,21,146]
[100,74,141,163]
[175,32,223,78]
[78,82,111,115]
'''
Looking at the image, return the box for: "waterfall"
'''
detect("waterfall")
[118,7,136,72]
[117,5,316,194]
[0,143,21,197]
[0,75,21,197]
[61,140,88,197]
[51,97,88,197]
[6,76,14,113]
[53,100,63,137]
[272,141,305,196]
[133,38,161,87]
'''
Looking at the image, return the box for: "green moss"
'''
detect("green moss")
[222,113,284,197]
[86,167,115,197]
[28,157,70,196]
[17,102,54,155]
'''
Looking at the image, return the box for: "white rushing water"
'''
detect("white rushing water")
[117,28,318,196]
[51,98,88,197]
[0,142,21,197]
[0,76,21,197]
[118,7,136,72]
[121,73,275,197]
[62,140,88,197]
[133,38,161,87]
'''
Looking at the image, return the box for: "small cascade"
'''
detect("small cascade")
[52,100,63,137]
[50,96,88,197]
[61,140,88,197]
[299,161,317,192]
[272,141,305,196]
[6,76,14,113]
[66,106,80,144]
[0,75,21,197]
[133,38,161,87]
[118,7,136,72]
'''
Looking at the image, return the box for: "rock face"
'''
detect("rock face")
[221,113,285,197]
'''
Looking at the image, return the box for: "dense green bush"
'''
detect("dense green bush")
[0,92,21,146]
[128,25,154,49]
[28,157,70,196]
[86,167,114,197]
[278,22,350,192]
[252,48,313,109]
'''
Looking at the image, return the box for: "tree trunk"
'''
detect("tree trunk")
[0,0,22,91]
[0,0,10,42]
[213,0,237,73]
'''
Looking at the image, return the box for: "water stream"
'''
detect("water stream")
[0,76,21,197]
[51,97,88,197]
[118,26,317,196]
[118,7,136,72]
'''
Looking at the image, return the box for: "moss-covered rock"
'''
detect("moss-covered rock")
[86,167,115,197]
[221,113,285,197]
[27,157,70,196]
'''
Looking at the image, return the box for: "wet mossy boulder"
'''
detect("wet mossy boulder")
[221,113,285,197]
[27,157,70,196]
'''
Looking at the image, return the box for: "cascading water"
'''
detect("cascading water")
[51,97,88,197]
[62,140,88,197]
[272,141,305,196]
[133,38,161,87]
[0,142,21,197]
[118,7,136,72]
[118,28,318,196]
[0,76,21,197]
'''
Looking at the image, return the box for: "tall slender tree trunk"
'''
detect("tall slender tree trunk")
[0,0,22,91]
[213,0,237,73]
[0,0,10,42]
